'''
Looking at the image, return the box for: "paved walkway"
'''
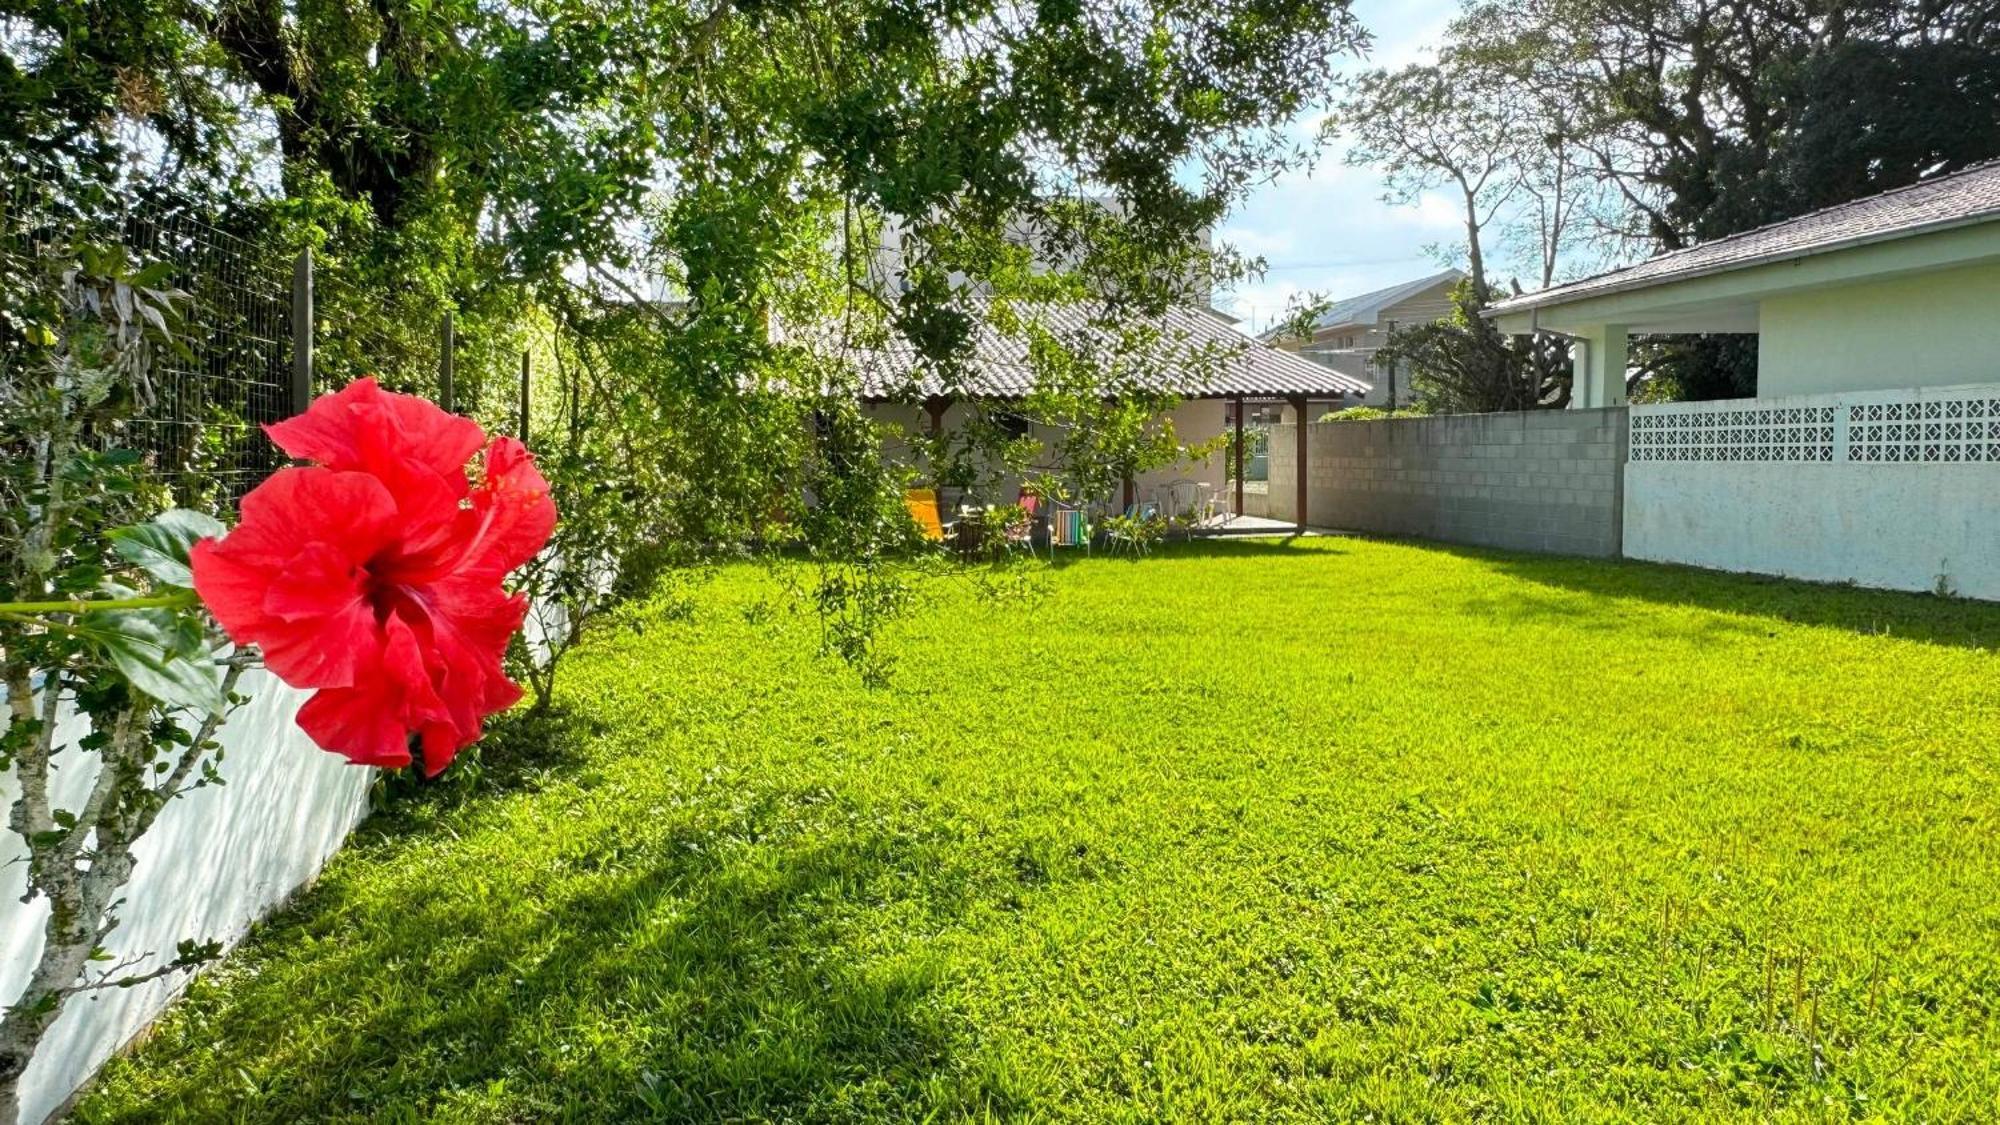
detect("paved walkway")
[1192,515,1338,538]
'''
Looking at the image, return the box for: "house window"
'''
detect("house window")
[995,410,1032,440]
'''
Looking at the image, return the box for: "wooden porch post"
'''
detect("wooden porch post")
[925,395,948,436]
[1232,394,1245,519]
[518,350,532,442]
[1289,394,1308,533]
[289,248,313,416]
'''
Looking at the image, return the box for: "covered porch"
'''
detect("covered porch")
[848,301,1371,535]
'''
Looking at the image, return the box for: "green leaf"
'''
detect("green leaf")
[80,609,226,714]
[110,509,227,589]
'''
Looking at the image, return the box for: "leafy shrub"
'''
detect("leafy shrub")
[1318,405,1430,422]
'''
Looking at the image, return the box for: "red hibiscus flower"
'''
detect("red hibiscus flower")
[191,378,557,775]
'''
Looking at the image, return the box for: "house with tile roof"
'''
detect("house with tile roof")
[831,299,1369,528]
[1470,164,2000,600]
[1488,160,2000,407]
[1260,269,1466,408]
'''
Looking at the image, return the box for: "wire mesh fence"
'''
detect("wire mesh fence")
[3,175,542,509]
[0,176,299,502]
[315,268,443,397]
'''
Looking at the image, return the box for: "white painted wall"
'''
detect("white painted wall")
[1625,383,2000,599]
[865,397,1229,508]
[1759,261,2000,397]
[1,672,372,1125]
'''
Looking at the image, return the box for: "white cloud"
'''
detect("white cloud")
[1391,191,1467,233]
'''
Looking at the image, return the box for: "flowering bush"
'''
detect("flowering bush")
[2,245,554,1117]
[192,378,556,775]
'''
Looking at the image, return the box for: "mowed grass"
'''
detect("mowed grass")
[74,538,2000,1122]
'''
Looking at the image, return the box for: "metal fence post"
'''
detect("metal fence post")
[290,248,314,415]
[518,349,531,442]
[439,310,455,413]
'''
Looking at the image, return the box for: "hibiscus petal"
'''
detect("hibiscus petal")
[296,690,412,770]
[364,454,473,573]
[293,615,453,770]
[256,542,376,688]
[393,580,527,755]
[188,539,280,643]
[208,467,400,569]
[266,377,487,482]
[464,437,558,577]
[191,468,400,689]
[373,438,556,589]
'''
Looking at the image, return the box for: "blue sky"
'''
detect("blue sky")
[1215,0,1464,335]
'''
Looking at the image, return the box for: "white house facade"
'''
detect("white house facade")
[1488,163,2000,407]
[1486,161,2000,599]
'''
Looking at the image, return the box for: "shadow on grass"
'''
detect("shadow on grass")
[368,704,601,813]
[1420,539,2000,651]
[78,712,1014,1123]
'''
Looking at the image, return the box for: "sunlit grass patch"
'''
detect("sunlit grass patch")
[75,538,2000,1122]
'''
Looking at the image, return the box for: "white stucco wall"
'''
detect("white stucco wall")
[1,672,372,1125]
[1758,261,2000,397]
[865,397,1229,508]
[1625,383,2000,599]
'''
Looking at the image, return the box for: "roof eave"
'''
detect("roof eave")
[1484,210,2000,319]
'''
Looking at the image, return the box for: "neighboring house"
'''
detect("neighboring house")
[1487,160,2000,407]
[1261,269,1465,409]
[1486,162,2000,599]
[830,300,1369,528]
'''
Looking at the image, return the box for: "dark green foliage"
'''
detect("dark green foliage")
[1632,334,1761,402]
[4,0,1369,690]
[1611,2,2000,246]
[1432,0,2000,402]
[0,244,246,1115]
[1376,283,1572,413]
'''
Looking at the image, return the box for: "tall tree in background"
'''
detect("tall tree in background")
[1,0,1369,676]
[1452,0,2000,398]
[1328,32,1585,412]
[0,0,1372,493]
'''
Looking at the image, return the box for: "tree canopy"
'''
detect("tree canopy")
[1,0,1370,683]
[1334,0,2000,406]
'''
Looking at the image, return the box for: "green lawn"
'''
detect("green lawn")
[75,539,2000,1122]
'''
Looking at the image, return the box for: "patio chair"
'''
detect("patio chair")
[904,487,948,542]
[1049,501,1089,555]
[1005,492,1041,556]
[1161,480,1219,529]
[1104,500,1160,558]
[1191,482,1220,528]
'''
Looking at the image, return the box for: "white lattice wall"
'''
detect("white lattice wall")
[1625,383,2000,599]
[1632,386,2000,465]
[1632,403,1838,462]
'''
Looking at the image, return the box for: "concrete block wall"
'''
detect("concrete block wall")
[1626,383,2000,599]
[1266,408,1627,556]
